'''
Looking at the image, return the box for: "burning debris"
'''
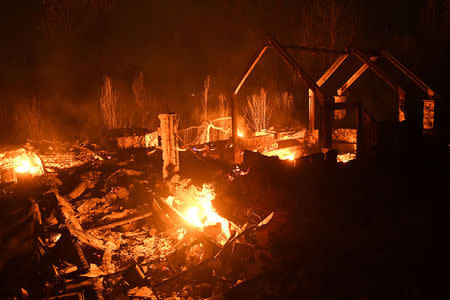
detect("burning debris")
[262,147,299,161]
[336,152,357,163]
[163,180,234,244]
[0,138,277,299]
[0,147,44,184]
[0,0,445,294]
[0,101,370,299]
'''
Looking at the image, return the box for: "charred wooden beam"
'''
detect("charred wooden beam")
[158,113,180,179]
[351,50,401,93]
[423,99,435,135]
[231,93,240,163]
[234,45,269,95]
[232,45,269,162]
[379,49,437,130]
[268,37,331,148]
[44,291,85,300]
[334,95,347,120]
[231,37,332,149]
[308,89,315,130]
[53,192,104,299]
[309,54,348,130]
[281,44,348,55]
[268,37,325,99]
[350,48,406,122]
[317,54,349,87]
[337,57,377,96]
[380,49,436,98]
[85,211,152,232]
[357,102,362,159]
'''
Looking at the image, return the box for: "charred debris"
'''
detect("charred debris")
[0,37,447,299]
[1,136,277,299]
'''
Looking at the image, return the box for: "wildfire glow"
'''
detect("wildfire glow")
[14,154,44,175]
[286,153,295,161]
[263,147,300,162]
[0,149,45,176]
[15,158,33,173]
[164,183,231,244]
[337,152,356,163]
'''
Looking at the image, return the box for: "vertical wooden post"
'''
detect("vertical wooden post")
[334,95,347,120]
[231,94,238,146]
[398,93,406,122]
[308,89,315,130]
[158,113,179,179]
[423,99,435,135]
[231,93,240,163]
[357,102,362,159]
[325,97,332,149]
[318,93,332,149]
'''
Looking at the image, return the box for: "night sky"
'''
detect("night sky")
[0,0,448,141]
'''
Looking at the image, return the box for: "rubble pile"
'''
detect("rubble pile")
[1,140,275,299]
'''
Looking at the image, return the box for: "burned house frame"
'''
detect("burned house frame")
[230,36,437,159]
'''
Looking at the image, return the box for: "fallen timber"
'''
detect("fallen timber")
[53,191,105,299]
[86,211,153,233]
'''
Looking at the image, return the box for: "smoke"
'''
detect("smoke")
[1,1,447,142]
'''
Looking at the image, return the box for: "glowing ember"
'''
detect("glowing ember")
[1,148,44,179]
[164,182,231,244]
[254,129,271,136]
[16,158,34,173]
[337,152,356,163]
[14,153,44,175]
[263,147,300,161]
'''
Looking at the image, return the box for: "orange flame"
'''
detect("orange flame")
[14,154,44,175]
[6,150,45,176]
[337,152,356,163]
[263,147,300,162]
[164,183,231,244]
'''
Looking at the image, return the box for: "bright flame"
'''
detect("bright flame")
[263,147,300,161]
[237,130,244,137]
[15,159,33,173]
[164,183,231,244]
[337,152,356,163]
[13,151,44,175]
[286,153,295,161]
[254,129,271,136]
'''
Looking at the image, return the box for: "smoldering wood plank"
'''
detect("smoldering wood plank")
[85,211,153,232]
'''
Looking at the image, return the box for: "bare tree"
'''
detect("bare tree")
[132,71,146,127]
[218,94,230,118]
[39,0,113,37]
[245,89,272,132]
[14,97,46,139]
[201,75,211,123]
[131,71,159,129]
[422,0,450,32]
[217,94,231,139]
[100,75,119,129]
[420,0,450,46]
[298,0,358,64]
[275,91,294,113]
[132,71,145,108]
